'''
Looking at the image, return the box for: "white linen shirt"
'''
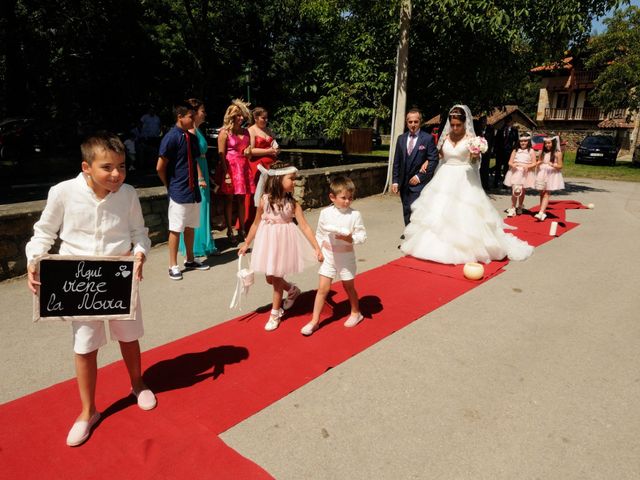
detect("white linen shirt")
[26,173,150,265]
[315,205,367,250]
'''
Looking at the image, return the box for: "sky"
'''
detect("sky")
[591,0,639,33]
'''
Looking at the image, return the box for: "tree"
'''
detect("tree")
[273,0,624,137]
[407,0,623,117]
[1,0,166,137]
[586,5,640,114]
[0,0,626,144]
[271,0,399,139]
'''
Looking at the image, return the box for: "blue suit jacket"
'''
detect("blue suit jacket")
[392,130,439,193]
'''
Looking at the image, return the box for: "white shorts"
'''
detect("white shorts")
[168,198,200,232]
[72,297,144,354]
[318,250,357,281]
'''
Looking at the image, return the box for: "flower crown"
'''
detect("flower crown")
[253,164,298,207]
[263,165,298,176]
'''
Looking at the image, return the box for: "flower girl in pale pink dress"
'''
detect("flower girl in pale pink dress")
[239,162,323,331]
[534,136,565,221]
[503,135,538,216]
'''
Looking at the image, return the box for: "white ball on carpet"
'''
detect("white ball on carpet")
[463,262,484,281]
[587,203,595,209]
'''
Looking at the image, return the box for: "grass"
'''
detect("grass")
[560,152,640,182]
[283,148,640,182]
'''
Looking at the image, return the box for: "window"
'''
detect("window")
[556,93,569,109]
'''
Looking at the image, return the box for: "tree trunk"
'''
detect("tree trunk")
[385,0,411,193]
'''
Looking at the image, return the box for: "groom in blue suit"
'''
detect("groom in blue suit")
[392,109,439,227]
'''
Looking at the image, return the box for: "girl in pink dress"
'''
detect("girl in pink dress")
[503,135,538,216]
[534,136,565,221]
[217,100,252,244]
[239,162,323,331]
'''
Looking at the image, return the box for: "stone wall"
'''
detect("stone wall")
[538,125,631,154]
[0,162,387,281]
[294,162,388,209]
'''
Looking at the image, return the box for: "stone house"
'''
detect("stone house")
[531,56,637,153]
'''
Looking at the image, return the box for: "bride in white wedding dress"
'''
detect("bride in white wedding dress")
[400,105,533,264]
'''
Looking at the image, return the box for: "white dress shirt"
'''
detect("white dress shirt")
[26,173,150,265]
[316,205,367,250]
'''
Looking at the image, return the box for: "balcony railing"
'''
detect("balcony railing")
[544,107,627,121]
[572,70,598,85]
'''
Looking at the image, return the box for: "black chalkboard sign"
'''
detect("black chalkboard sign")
[33,255,138,322]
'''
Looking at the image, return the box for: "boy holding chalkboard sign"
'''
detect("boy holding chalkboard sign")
[25,132,156,447]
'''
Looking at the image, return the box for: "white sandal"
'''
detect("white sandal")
[265,308,284,331]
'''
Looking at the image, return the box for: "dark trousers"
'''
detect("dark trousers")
[401,189,421,226]
[493,149,511,186]
[480,154,491,191]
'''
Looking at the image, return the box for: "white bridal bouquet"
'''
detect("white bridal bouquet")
[467,136,488,157]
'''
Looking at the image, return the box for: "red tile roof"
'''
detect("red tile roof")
[597,118,635,129]
[531,57,573,73]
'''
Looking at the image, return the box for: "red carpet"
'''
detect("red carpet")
[0,201,586,479]
[505,200,582,246]
[391,255,507,281]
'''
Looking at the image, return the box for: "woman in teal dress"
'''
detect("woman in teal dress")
[179,99,218,257]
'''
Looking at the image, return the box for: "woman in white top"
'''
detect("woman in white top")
[400,105,533,264]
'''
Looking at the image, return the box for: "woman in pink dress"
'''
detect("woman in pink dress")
[246,107,279,229]
[217,100,252,244]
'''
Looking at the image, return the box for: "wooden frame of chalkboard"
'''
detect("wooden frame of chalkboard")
[33,255,139,322]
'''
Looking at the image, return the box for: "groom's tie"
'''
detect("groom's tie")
[408,134,416,155]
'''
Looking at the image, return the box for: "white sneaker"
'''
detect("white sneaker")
[506,207,516,217]
[535,212,547,221]
[265,308,284,331]
[168,265,183,280]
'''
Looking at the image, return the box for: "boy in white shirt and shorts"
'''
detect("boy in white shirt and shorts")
[26,132,156,447]
[301,176,367,336]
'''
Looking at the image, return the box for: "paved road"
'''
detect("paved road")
[2,179,639,479]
